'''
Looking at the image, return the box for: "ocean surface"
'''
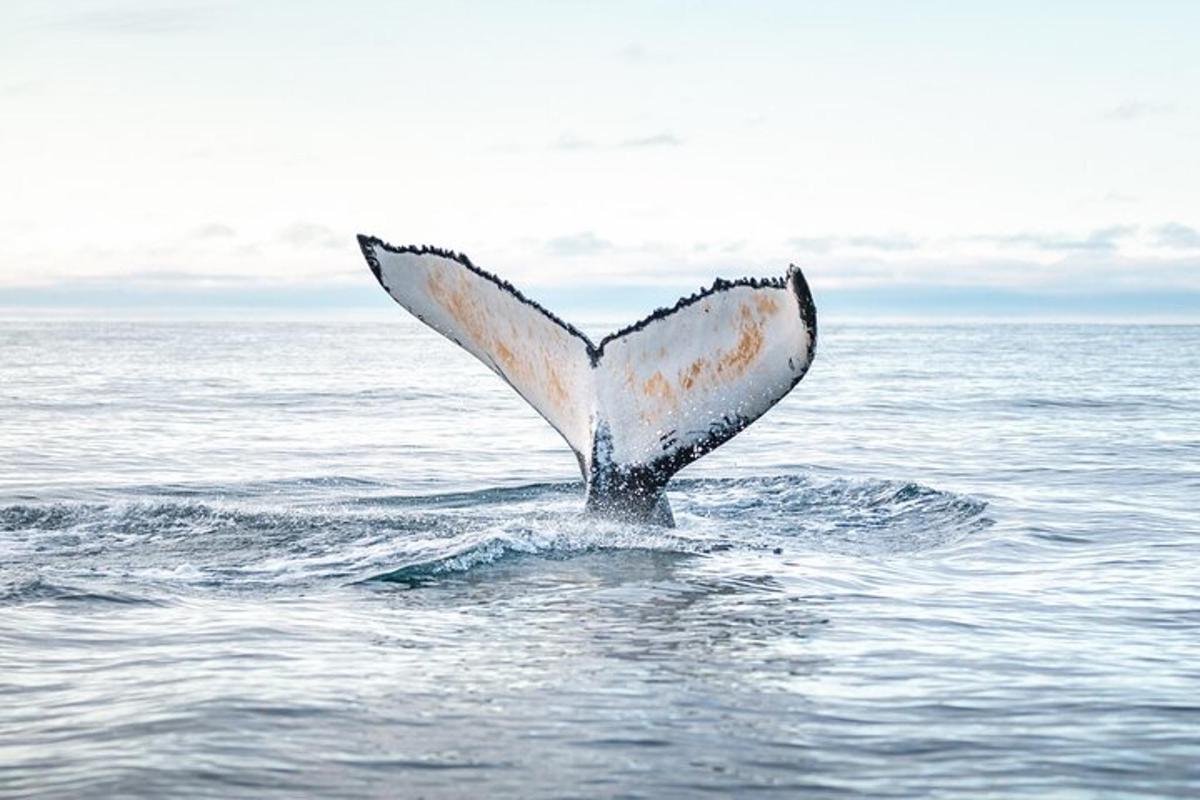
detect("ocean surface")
[1,317,1198,798]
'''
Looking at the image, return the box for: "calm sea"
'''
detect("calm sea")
[2,318,1198,798]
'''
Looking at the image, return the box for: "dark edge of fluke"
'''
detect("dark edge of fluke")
[595,273,792,351]
[789,264,819,372]
[357,234,594,350]
[356,234,816,367]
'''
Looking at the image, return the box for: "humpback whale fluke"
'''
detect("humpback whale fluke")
[357,234,817,527]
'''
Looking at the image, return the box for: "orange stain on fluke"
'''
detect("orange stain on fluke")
[427,269,575,417]
[495,340,517,371]
[754,294,780,316]
[643,371,675,402]
[426,272,487,345]
[680,358,709,391]
[664,298,772,404]
[545,357,569,408]
[717,305,765,377]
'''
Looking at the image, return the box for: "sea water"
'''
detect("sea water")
[1,318,1198,798]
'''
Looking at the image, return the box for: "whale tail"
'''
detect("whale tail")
[357,234,817,526]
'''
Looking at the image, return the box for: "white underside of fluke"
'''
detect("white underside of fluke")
[593,281,814,468]
[358,236,816,489]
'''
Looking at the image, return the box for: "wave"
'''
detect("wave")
[0,474,990,590]
[0,576,166,607]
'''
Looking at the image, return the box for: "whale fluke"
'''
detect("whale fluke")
[357,234,817,526]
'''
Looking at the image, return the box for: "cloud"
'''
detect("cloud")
[844,234,919,251]
[540,226,1192,286]
[0,81,40,97]
[1099,101,1175,122]
[690,241,747,254]
[550,133,596,151]
[44,6,216,35]
[191,223,237,240]
[618,133,683,149]
[544,232,613,257]
[550,132,684,152]
[77,269,257,287]
[277,222,344,250]
[1100,191,1137,205]
[969,225,1137,252]
[771,225,1200,294]
[788,237,834,254]
[787,234,919,253]
[1152,222,1200,250]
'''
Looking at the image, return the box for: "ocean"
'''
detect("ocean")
[2,317,1198,798]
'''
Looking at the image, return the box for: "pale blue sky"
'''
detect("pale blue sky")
[2,1,1198,317]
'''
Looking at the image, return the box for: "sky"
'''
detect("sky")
[2,0,1198,319]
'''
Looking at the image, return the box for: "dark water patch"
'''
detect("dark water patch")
[329,754,505,771]
[1,503,98,532]
[1012,396,1177,411]
[0,577,165,608]
[220,386,451,406]
[368,535,700,586]
[358,480,582,509]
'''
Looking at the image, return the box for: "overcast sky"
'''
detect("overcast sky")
[2,1,1198,317]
